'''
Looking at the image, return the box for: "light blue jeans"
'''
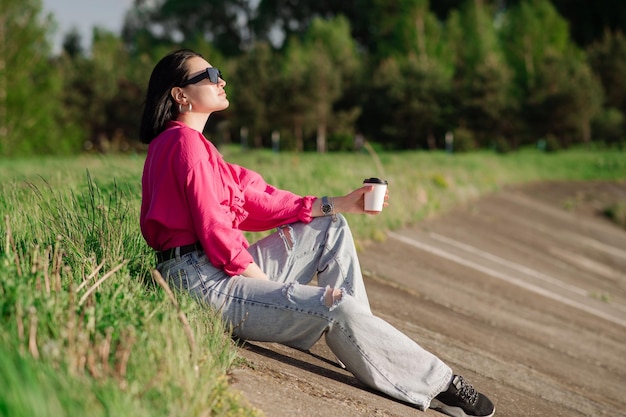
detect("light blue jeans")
[157,214,452,410]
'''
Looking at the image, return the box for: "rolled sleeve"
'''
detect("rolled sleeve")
[223,247,254,276]
[234,164,316,231]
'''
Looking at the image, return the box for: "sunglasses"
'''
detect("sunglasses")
[180,67,223,86]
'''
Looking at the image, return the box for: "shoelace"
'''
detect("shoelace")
[453,376,479,405]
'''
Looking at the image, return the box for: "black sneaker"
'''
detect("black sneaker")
[430,375,495,417]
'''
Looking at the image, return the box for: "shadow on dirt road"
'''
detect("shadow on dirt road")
[230,181,626,417]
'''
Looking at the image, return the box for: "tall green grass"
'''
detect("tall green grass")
[0,146,624,416]
[1,172,258,417]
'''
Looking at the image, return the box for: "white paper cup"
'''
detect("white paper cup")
[363,178,388,212]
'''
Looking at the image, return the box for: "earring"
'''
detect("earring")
[178,103,192,113]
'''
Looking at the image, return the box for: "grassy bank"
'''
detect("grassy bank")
[1,146,624,416]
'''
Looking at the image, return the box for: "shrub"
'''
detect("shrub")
[451,127,478,152]
[592,107,625,146]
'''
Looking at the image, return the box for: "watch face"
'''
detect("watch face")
[321,197,332,215]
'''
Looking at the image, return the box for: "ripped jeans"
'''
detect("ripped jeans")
[156,214,452,410]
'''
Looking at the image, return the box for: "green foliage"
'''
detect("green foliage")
[229,42,276,148]
[279,37,317,151]
[369,56,452,149]
[501,0,570,92]
[304,16,362,152]
[447,0,502,71]
[278,16,362,152]
[0,165,259,417]
[587,30,626,145]
[0,347,80,417]
[500,0,604,146]
[603,201,626,229]
[57,30,149,152]
[1,149,625,415]
[361,3,454,150]
[492,136,514,154]
[525,50,603,145]
[451,127,478,152]
[361,0,434,59]
[431,173,450,189]
[123,0,253,57]
[2,0,625,156]
[0,0,71,156]
[541,134,562,152]
[592,108,625,146]
[458,52,516,146]
[31,173,151,278]
[446,1,517,145]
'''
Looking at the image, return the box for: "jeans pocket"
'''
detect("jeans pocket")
[158,257,191,292]
[192,255,226,293]
[159,251,227,302]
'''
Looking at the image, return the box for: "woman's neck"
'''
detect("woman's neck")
[176,113,210,133]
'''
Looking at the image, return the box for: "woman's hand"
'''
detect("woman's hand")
[334,185,389,215]
[241,262,269,280]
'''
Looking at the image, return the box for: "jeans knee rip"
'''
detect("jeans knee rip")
[282,282,297,303]
[281,283,344,311]
[278,224,295,251]
[321,285,345,311]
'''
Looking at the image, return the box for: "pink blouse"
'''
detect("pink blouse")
[140,121,316,276]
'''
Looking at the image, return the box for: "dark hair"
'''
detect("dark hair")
[139,49,203,144]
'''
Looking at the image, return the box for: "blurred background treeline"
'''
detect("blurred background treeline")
[2,0,626,156]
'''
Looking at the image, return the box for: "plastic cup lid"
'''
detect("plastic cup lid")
[363,177,388,185]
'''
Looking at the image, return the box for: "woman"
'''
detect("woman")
[139,49,495,417]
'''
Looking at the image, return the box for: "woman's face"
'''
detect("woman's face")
[177,56,229,114]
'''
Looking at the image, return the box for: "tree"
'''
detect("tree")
[230,42,276,148]
[61,27,84,59]
[369,57,451,149]
[446,0,516,148]
[587,30,626,114]
[361,1,454,149]
[358,0,449,60]
[500,0,569,93]
[302,17,362,152]
[501,0,602,146]
[123,0,253,57]
[587,30,626,145]
[253,0,353,48]
[279,38,316,152]
[0,0,72,155]
[267,16,364,152]
[57,28,151,152]
[60,30,122,152]
[525,50,602,146]
[550,0,626,47]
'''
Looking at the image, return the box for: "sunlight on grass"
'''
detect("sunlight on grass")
[0,145,624,416]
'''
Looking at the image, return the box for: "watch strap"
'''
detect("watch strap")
[321,196,337,221]
[321,196,332,215]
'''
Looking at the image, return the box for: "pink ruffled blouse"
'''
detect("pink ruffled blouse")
[140,121,315,276]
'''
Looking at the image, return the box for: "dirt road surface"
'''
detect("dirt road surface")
[230,181,626,417]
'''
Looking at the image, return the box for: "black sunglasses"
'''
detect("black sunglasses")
[180,67,223,86]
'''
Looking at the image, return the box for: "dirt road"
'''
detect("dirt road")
[230,181,626,417]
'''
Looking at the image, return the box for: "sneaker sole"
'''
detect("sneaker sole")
[429,398,495,417]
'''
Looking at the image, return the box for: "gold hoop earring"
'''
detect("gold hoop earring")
[178,103,192,113]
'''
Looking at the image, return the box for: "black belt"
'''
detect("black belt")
[156,242,203,264]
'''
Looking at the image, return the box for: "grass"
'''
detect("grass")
[603,201,626,229]
[1,167,258,417]
[0,145,625,416]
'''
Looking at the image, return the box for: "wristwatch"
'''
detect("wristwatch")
[321,196,333,216]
